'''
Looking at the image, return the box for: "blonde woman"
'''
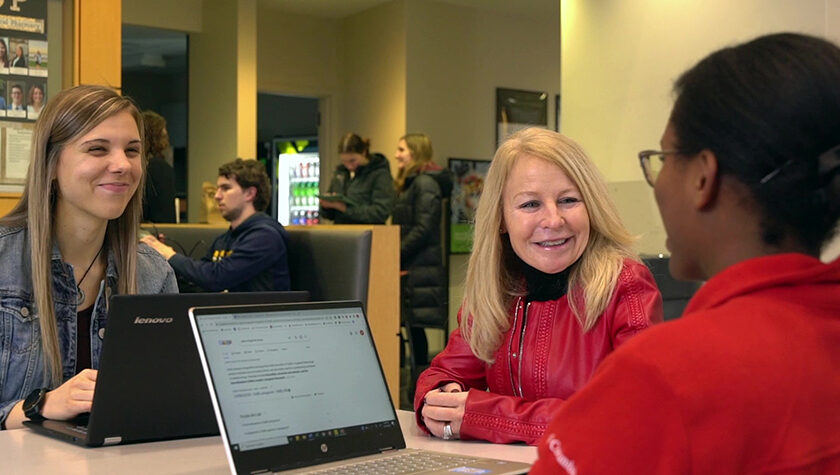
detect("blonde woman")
[415,127,662,444]
[392,133,452,365]
[0,85,177,430]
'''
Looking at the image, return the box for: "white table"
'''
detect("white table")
[0,411,536,474]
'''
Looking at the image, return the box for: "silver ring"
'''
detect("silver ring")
[443,422,453,440]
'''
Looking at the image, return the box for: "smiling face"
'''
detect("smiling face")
[395,139,413,169]
[31,86,43,105]
[54,111,143,223]
[502,154,590,274]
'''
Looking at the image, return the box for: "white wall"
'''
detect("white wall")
[187,0,257,220]
[338,0,407,173]
[257,11,340,96]
[563,0,838,255]
[404,0,561,342]
[123,0,203,32]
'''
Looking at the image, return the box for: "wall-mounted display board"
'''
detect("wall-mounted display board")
[0,0,47,186]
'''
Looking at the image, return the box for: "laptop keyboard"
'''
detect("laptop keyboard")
[307,451,481,474]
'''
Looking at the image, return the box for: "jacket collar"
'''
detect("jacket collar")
[684,253,840,314]
[51,240,118,283]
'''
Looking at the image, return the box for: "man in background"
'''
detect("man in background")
[142,158,291,292]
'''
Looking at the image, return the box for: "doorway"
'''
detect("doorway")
[122,25,188,222]
[258,93,320,223]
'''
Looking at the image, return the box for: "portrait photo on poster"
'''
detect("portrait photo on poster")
[0,79,7,115]
[28,39,47,77]
[8,38,27,74]
[449,158,491,254]
[6,81,25,117]
[27,82,45,119]
[0,37,10,72]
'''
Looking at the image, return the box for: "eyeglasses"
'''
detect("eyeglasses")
[638,150,681,187]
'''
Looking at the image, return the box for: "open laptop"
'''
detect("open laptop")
[23,291,309,447]
[189,301,531,474]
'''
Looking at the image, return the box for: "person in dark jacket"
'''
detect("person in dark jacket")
[320,133,395,224]
[393,133,453,365]
[141,111,177,223]
[142,158,291,292]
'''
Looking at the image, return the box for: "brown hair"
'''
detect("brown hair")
[218,158,271,211]
[27,84,44,105]
[141,110,169,159]
[338,132,370,157]
[0,85,145,385]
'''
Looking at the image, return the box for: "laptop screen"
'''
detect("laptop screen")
[191,301,404,473]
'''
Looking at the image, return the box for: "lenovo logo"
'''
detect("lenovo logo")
[133,317,174,324]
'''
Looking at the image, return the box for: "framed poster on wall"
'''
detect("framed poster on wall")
[449,157,491,254]
[496,87,548,147]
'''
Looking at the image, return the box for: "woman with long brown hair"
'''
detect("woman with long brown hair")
[320,132,395,224]
[0,85,177,430]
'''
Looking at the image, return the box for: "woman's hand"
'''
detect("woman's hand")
[41,369,98,420]
[320,199,347,213]
[421,382,467,440]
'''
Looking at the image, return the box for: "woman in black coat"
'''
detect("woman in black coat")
[393,133,452,365]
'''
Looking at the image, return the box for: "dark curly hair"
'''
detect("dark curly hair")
[218,158,271,211]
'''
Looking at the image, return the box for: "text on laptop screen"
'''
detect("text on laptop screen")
[194,305,395,452]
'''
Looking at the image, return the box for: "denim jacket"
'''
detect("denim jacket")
[0,225,178,427]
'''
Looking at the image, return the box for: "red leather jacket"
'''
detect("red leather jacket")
[414,259,663,445]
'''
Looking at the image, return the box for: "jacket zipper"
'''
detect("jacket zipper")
[509,297,530,398]
[507,297,521,395]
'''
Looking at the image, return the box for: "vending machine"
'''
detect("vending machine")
[271,136,320,226]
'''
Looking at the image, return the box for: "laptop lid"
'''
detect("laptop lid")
[189,301,403,474]
[81,291,310,446]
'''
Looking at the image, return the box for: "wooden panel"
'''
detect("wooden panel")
[292,225,402,405]
[0,192,21,217]
[74,0,121,87]
[364,225,401,405]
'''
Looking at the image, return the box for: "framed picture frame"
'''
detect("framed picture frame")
[555,93,561,132]
[496,87,548,147]
[449,157,492,254]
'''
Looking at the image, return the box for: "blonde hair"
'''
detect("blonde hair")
[395,133,434,191]
[0,85,145,385]
[462,128,637,363]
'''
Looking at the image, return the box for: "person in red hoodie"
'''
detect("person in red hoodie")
[532,32,840,474]
[414,127,663,445]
